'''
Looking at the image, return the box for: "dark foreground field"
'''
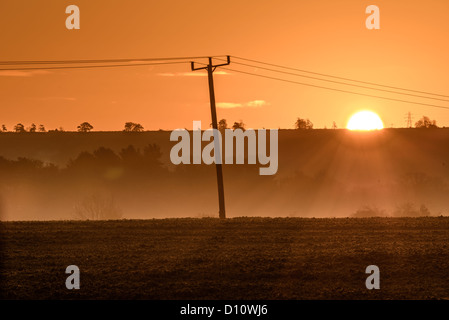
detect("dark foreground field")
[1,217,449,300]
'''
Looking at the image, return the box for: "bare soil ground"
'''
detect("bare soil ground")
[1,217,449,300]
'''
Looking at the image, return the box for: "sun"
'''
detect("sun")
[347,111,384,131]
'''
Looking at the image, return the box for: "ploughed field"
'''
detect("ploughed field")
[1,217,449,299]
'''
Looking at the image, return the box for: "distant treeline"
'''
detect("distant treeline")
[0,143,269,220]
[0,115,442,133]
[1,128,449,220]
[0,144,167,183]
[0,121,146,133]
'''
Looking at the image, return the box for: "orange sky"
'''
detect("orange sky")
[0,0,448,131]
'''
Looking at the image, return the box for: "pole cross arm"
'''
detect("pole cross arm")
[191,55,231,71]
[212,55,231,68]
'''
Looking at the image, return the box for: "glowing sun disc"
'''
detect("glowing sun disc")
[347,111,384,131]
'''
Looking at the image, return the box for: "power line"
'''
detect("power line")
[0,55,227,66]
[2,55,449,111]
[4,54,448,104]
[0,60,192,71]
[221,67,449,110]
[231,56,449,99]
[215,58,449,103]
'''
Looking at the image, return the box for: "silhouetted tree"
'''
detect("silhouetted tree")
[1,125,6,132]
[120,145,141,161]
[38,124,46,132]
[332,121,337,129]
[124,122,133,131]
[133,124,144,132]
[295,118,313,130]
[218,119,228,130]
[67,151,96,171]
[14,123,26,133]
[93,147,121,166]
[29,123,37,133]
[415,116,438,128]
[124,122,144,132]
[143,143,163,170]
[15,157,45,171]
[77,122,93,132]
[232,120,245,130]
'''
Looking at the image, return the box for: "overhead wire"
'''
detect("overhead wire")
[231,56,449,99]
[0,60,193,71]
[220,66,449,111]
[1,54,448,111]
[214,58,449,103]
[0,55,227,66]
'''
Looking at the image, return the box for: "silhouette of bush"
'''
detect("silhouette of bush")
[393,202,431,217]
[352,205,386,218]
[73,194,122,220]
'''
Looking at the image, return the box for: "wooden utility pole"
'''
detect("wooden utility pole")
[191,56,230,219]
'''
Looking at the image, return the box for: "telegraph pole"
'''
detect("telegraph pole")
[191,56,230,219]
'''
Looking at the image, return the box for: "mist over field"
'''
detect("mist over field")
[0,128,448,221]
